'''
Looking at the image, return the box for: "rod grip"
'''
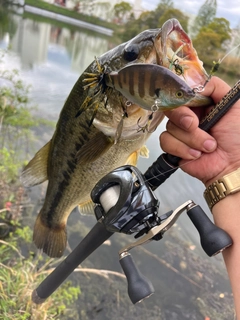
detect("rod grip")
[144,153,179,190]
[32,222,113,304]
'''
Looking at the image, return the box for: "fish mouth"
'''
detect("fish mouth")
[154,19,209,92]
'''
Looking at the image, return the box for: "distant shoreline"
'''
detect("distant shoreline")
[24,5,113,36]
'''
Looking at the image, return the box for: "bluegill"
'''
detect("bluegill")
[21,19,210,257]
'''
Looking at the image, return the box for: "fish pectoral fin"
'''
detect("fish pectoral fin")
[78,200,95,215]
[139,145,149,158]
[125,151,139,166]
[21,140,51,187]
[125,146,149,166]
[76,132,114,164]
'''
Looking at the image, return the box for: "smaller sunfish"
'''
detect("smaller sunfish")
[105,63,195,111]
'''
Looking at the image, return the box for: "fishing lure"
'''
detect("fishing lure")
[168,44,187,76]
[80,58,131,141]
[75,58,113,126]
[104,63,195,111]
[78,58,195,138]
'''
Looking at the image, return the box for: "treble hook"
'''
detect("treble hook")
[137,113,156,133]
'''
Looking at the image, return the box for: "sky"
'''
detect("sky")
[140,0,240,28]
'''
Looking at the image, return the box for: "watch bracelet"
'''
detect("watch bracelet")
[204,167,240,210]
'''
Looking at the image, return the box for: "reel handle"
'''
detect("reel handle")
[119,252,154,304]
[186,203,233,256]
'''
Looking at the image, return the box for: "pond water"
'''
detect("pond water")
[0,5,237,320]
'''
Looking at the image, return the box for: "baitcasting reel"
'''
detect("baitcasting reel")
[91,165,233,304]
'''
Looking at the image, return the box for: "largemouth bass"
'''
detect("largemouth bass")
[21,19,210,258]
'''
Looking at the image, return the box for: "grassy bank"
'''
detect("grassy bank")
[0,219,81,320]
[24,0,117,32]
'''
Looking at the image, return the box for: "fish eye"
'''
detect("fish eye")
[176,90,184,98]
[123,44,140,61]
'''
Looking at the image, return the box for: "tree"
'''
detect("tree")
[159,8,189,32]
[207,17,231,43]
[159,0,174,7]
[191,0,217,36]
[115,0,176,41]
[145,0,174,29]
[0,5,17,39]
[193,17,231,66]
[113,1,133,24]
[114,0,190,42]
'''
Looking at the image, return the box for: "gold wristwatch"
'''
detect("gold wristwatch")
[204,168,240,210]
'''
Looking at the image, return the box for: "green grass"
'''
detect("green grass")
[0,222,81,320]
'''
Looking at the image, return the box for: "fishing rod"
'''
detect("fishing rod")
[32,80,240,306]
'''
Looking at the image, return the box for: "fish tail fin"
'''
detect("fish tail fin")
[33,213,67,258]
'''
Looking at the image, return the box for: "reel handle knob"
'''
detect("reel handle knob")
[119,252,154,304]
[187,204,233,256]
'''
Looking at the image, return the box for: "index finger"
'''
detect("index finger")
[164,106,200,132]
[201,76,231,103]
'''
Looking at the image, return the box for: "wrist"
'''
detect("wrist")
[211,190,240,320]
[205,162,240,187]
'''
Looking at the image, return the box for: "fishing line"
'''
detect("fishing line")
[220,43,240,63]
[143,157,198,185]
[203,43,240,86]
[170,41,240,92]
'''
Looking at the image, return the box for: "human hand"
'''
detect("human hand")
[160,76,240,186]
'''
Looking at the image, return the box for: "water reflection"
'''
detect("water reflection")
[9,14,111,72]
[0,9,112,118]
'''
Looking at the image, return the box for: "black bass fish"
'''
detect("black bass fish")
[21,19,210,258]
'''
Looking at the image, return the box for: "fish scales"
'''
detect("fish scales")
[21,19,210,257]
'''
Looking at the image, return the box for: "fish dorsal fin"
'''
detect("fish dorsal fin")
[76,132,114,164]
[21,140,51,187]
[78,200,95,215]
